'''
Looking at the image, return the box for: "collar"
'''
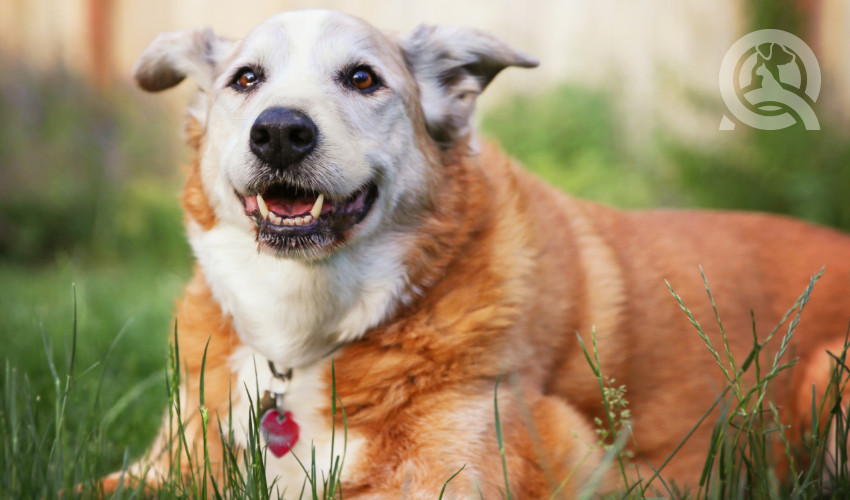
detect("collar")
[259,342,345,415]
[260,360,293,416]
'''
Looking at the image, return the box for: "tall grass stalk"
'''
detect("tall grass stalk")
[5,273,850,498]
[576,329,633,492]
[493,368,514,499]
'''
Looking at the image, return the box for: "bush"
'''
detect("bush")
[483,84,850,234]
[0,56,188,267]
[481,86,669,210]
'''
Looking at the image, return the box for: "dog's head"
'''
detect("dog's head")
[135,10,537,259]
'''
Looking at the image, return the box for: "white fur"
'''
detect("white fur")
[198,10,432,236]
[227,346,366,497]
[189,219,410,368]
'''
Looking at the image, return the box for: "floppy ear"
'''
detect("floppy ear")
[401,25,538,147]
[134,28,232,92]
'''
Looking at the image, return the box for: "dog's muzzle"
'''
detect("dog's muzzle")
[238,107,378,258]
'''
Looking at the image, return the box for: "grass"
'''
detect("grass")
[493,369,514,499]
[4,263,850,498]
[0,257,188,473]
[567,270,850,499]
[0,55,193,490]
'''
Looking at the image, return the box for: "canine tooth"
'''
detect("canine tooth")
[257,194,270,219]
[310,194,324,219]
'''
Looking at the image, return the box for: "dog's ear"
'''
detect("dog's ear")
[134,28,232,92]
[401,25,538,147]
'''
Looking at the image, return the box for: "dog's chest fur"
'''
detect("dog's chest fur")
[227,347,366,496]
[190,222,411,492]
[189,220,411,368]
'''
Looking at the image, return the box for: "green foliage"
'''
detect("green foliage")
[0,259,186,484]
[0,281,171,498]
[0,56,187,267]
[666,129,850,233]
[577,329,635,495]
[574,270,850,499]
[0,57,192,484]
[484,84,850,235]
[481,86,667,210]
[750,0,802,32]
[7,268,850,498]
[593,378,632,458]
[493,369,514,500]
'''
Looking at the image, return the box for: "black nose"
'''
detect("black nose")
[249,107,318,167]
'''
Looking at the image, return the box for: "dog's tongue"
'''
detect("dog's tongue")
[245,193,318,217]
[265,196,316,217]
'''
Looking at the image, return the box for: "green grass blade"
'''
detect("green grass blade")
[494,368,512,500]
[438,464,466,499]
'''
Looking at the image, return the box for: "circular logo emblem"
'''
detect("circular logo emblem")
[719,29,820,130]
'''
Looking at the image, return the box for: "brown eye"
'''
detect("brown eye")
[238,71,258,88]
[231,67,263,91]
[349,68,376,91]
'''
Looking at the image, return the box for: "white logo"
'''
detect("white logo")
[719,29,820,130]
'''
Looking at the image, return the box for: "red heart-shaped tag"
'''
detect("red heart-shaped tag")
[261,409,300,457]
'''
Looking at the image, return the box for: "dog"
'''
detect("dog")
[119,9,850,497]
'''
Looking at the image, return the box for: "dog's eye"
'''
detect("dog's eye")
[231,67,263,91]
[348,67,379,92]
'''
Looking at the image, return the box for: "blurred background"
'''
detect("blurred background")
[2,0,850,478]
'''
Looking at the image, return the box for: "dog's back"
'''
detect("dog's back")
[495,145,850,482]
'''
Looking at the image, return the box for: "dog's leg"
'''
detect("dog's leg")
[337,389,600,499]
[526,395,604,498]
[97,271,239,494]
[792,337,850,481]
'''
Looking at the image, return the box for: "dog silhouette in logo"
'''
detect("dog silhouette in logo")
[745,41,817,126]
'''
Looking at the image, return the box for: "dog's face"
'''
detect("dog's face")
[135,10,537,260]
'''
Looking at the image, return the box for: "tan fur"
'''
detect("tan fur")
[182,116,217,230]
[119,10,850,498]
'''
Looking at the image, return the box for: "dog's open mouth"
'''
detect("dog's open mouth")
[239,181,378,255]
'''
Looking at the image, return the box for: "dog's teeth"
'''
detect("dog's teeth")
[310,194,324,219]
[257,194,270,219]
[257,199,319,227]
